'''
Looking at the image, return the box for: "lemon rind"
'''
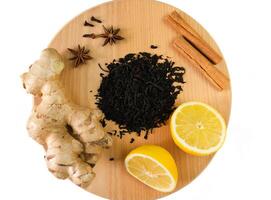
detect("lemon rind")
[125,153,177,193]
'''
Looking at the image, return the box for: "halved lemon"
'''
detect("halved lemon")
[125,145,178,192]
[170,102,227,156]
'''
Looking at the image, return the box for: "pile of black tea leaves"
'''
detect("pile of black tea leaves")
[95,52,185,140]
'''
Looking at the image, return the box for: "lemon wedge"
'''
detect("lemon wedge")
[170,102,227,156]
[125,145,178,192]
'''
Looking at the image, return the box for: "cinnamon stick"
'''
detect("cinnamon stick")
[166,10,222,64]
[173,37,229,90]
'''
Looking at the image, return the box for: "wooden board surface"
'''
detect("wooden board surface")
[48,0,231,199]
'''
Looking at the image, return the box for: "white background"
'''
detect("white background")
[0,0,270,199]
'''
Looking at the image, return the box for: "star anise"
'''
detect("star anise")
[82,25,124,46]
[100,26,124,46]
[67,45,93,67]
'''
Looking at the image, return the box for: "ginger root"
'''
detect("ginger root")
[21,48,112,188]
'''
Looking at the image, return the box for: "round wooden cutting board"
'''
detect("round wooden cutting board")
[49,0,231,199]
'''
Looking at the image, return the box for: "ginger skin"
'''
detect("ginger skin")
[21,48,112,188]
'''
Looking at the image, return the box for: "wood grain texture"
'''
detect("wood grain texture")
[48,0,231,199]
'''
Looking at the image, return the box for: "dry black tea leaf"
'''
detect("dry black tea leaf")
[95,52,185,139]
[150,45,158,49]
[130,138,135,144]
